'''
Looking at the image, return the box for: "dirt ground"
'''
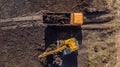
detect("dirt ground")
[115,31,120,67]
[0,0,119,67]
[0,26,46,67]
[0,0,114,18]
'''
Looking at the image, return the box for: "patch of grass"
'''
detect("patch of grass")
[89,50,110,67]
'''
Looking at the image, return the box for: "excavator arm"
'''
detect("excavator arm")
[38,45,67,58]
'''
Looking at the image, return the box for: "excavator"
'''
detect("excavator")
[38,38,79,58]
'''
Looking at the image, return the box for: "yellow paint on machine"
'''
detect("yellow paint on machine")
[72,13,83,25]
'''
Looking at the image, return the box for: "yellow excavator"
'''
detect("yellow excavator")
[38,38,79,58]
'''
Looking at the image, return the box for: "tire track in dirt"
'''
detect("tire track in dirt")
[114,0,120,67]
[114,0,120,17]
[115,31,120,67]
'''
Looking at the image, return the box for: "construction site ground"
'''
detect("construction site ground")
[0,0,120,67]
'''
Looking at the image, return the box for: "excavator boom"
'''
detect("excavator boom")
[38,45,66,58]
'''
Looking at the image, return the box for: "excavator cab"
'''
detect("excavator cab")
[60,38,79,55]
